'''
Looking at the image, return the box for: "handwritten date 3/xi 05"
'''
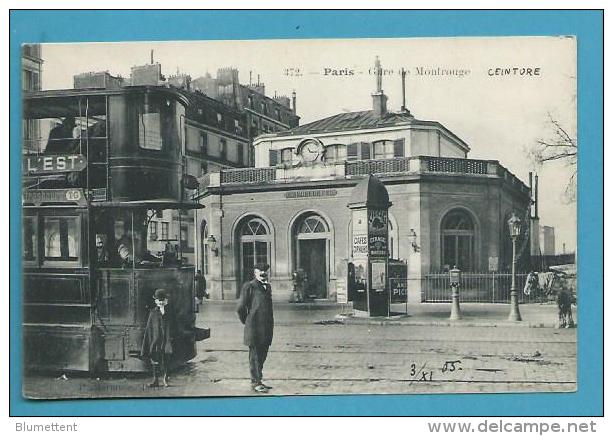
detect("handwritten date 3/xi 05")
[409,360,463,382]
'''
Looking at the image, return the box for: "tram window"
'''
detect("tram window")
[43,216,80,263]
[137,100,163,151]
[22,217,37,262]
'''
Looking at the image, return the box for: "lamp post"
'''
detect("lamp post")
[507,213,522,321]
[449,266,462,320]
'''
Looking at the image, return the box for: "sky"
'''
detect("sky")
[38,37,577,252]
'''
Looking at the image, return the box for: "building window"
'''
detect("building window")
[22,70,40,92]
[248,95,254,109]
[180,225,189,250]
[216,112,223,125]
[234,119,241,135]
[220,138,227,160]
[347,143,358,161]
[275,108,281,121]
[23,217,38,262]
[360,142,372,160]
[161,222,169,240]
[149,221,158,240]
[237,142,245,165]
[441,209,475,271]
[281,148,293,164]
[201,162,208,174]
[394,139,405,157]
[269,149,279,166]
[373,140,395,159]
[200,132,208,154]
[324,144,347,163]
[43,216,80,264]
[239,217,270,284]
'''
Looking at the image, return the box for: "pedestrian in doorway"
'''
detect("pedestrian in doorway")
[236,263,274,393]
[195,270,209,304]
[141,288,174,387]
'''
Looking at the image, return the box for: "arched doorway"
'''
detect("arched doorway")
[294,213,330,299]
[441,208,475,271]
[238,216,271,287]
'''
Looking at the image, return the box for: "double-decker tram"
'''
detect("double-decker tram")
[22,86,209,373]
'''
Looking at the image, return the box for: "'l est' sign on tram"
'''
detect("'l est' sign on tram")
[22,86,209,374]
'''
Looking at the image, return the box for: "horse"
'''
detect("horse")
[524,271,576,328]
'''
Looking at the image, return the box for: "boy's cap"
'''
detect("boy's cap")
[254,263,270,272]
[154,288,168,300]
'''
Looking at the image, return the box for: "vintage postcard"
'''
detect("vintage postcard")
[20,36,577,399]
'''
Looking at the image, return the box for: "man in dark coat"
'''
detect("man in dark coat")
[45,117,77,154]
[236,263,274,393]
[141,288,174,387]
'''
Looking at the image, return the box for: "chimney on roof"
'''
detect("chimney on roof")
[372,56,388,117]
[292,90,297,114]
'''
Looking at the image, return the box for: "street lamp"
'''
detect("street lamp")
[449,266,462,320]
[408,229,419,252]
[207,235,219,257]
[507,213,522,321]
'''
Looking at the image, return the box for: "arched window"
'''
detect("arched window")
[441,209,475,271]
[298,215,329,234]
[238,217,270,284]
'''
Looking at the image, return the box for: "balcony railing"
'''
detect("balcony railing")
[426,156,489,175]
[345,157,411,176]
[204,156,528,195]
[220,167,276,184]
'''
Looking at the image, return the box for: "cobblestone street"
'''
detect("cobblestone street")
[22,302,577,399]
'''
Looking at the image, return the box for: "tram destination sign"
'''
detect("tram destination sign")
[22,188,87,206]
[23,154,87,174]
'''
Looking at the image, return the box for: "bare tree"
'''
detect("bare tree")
[527,113,577,203]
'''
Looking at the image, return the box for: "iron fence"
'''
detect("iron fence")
[422,271,536,303]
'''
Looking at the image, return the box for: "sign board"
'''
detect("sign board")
[371,261,386,290]
[352,234,368,256]
[368,209,388,257]
[23,154,87,174]
[389,261,408,303]
[336,279,348,304]
[22,188,87,206]
[488,256,499,272]
[368,209,388,235]
[369,235,388,257]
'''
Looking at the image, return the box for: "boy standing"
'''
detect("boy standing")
[141,288,174,387]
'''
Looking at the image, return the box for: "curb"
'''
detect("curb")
[333,314,564,329]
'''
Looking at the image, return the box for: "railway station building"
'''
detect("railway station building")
[195,61,532,303]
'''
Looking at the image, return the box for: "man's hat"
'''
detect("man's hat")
[253,263,270,272]
[153,288,168,300]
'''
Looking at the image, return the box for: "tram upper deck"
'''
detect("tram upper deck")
[22,86,190,203]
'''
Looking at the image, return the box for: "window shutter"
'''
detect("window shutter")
[347,143,358,160]
[269,149,279,166]
[360,142,371,160]
[394,139,405,157]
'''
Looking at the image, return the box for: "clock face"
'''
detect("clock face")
[300,140,324,163]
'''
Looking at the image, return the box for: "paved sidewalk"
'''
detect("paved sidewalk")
[336,302,576,328]
[200,300,576,329]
